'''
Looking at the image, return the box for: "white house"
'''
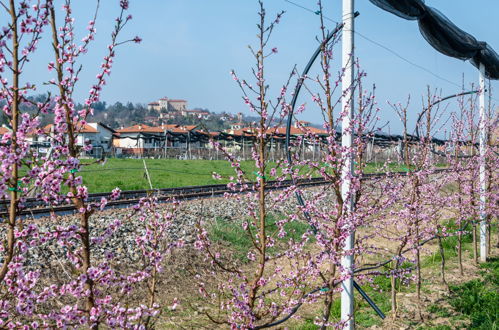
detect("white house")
[32,122,115,158]
[77,123,115,157]
[180,109,210,119]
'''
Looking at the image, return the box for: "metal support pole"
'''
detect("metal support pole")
[341,0,355,328]
[313,140,316,161]
[479,63,488,262]
[166,134,169,158]
[188,131,192,160]
[242,136,245,160]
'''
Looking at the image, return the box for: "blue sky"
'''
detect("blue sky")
[18,0,499,133]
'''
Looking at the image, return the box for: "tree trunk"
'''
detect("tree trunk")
[391,272,398,318]
[458,230,463,276]
[320,292,334,330]
[0,0,21,284]
[473,223,478,265]
[416,247,423,320]
[437,236,449,290]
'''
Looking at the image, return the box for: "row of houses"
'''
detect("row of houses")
[111,121,337,160]
[4,120,468,162]
[0,120,331,159]
[113,124,201,156]
[0,123,116,158]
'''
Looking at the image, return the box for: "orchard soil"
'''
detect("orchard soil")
[23,185,497,329]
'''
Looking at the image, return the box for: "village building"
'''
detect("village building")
[113,123,200,156]
[158,97,169,110]
[148,97,188,112]
[113,124,163,156]
[180,109,210,119]
[168,99,188,111]
[147,101,161,111]
[229,122,245,131]
[35,123,115,158]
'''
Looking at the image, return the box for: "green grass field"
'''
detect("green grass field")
[76,158,437,193]
[79,159,260,192]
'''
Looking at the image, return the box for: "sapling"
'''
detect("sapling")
[193,3,318,328]
[0,1,177,328]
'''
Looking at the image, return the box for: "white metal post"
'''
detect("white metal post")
[478,63,488,262]
[341,0,355,328]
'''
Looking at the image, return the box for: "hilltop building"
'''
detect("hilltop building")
[148,97,187,112]
[147,101,160,111]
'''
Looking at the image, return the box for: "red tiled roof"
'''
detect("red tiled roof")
[168,99,187,103]
[163,124,197,133]
[184,110,208,114]
[117,124,162,133]
[118,124,198,134]
[43,123,98,133]
[42,124,52,134]
[306,127,329,134]
[80,124,98,133]
[267,127,303,135]
[158,124,180,131]
[227,128,257,137]
[228,126,327,137]
[268,126,327,135]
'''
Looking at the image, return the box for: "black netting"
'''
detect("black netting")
[369,0,499,80]
[368,0,425,20]
[471,43,499,79]
[418,7,481,60]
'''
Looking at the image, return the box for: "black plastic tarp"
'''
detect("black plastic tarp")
[369,0,425,20]
[369,0,499,79]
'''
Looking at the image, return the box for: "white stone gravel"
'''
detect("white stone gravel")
[0,186,334,268]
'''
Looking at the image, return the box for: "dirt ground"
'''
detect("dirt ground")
[368,243,497,329]
[150,228,497,329]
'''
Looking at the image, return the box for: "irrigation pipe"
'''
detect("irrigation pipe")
[415,90,480,159]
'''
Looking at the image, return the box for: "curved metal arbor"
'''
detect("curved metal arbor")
[415,90,480,159]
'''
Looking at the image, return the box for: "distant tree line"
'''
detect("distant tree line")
[1,94,243,131]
